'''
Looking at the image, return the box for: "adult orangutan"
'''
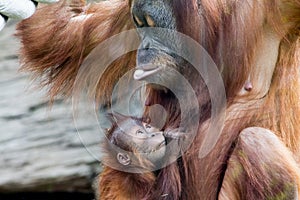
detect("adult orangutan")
[16,0,300,199]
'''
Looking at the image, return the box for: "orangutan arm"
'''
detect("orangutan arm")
[16,0,135,102]
[219,127,300,200]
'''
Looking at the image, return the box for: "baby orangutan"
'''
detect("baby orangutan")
[98,113,186,199]
[103,113,185,171]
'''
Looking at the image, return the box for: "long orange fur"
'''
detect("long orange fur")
[16,0,300,199]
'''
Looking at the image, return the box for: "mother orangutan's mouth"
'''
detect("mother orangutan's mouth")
[133,65,161,80]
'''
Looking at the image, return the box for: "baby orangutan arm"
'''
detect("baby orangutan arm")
[163,128,188,160]
[164,128,187,140]
[219,127,300,200]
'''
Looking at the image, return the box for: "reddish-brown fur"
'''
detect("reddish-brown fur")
[16,0,300,199]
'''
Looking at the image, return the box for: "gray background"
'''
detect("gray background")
[0,20,102,194]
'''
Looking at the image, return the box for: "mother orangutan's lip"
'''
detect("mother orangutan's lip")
[133,67,161,80]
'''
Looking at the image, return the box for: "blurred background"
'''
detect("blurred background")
[0,19,102,199]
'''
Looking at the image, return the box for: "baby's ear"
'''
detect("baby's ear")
[117,153,131,166]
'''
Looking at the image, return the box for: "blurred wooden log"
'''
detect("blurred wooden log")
[0,21,102,193]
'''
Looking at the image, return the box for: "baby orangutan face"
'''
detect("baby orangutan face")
[108,116,167,167]
[127,122,165,150]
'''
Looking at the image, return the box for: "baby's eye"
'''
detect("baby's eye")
[136,130,144,135]
[145,124,151,129]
